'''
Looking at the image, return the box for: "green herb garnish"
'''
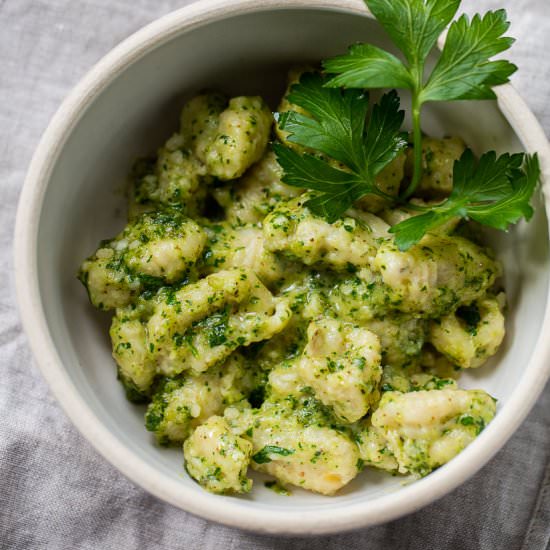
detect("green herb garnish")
[274,72,407,222]
[324,1,517,199]
[274,0,540,251]
[389,150,540,250]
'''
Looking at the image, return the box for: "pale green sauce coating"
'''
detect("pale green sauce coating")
[357,389,496,476]
[144,353,257,445]
[212,151,301,225]
[263,192,387,271]
[297,318,382,423]
[183,415,253,494]
[78,74,504,496]
[79,210,206,310]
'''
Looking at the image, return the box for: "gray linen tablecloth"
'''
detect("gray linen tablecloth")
[1,1,549,548]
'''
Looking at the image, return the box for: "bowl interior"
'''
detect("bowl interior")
[35,5,549,514]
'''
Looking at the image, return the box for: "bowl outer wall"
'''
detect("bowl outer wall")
[13,0,550,535]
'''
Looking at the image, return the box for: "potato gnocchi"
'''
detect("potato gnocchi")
[79,72,504,496]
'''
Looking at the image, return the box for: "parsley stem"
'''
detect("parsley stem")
[402,95,423,200]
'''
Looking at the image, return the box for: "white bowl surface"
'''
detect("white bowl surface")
[15,0,550,535]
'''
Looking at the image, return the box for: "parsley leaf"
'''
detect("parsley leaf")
[422,10,517,101]
[359,0,460,67]
[251,445,295,464]
[389,150,540,250]
[274,73,406,222]
[277,72,370,170]
[271,146,367,222]
[323,44,413,89]
[323,0,517,198]
[467,154,540,229]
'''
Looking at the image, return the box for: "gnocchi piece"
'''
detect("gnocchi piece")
[144,354,255,445]
[202,96,273,180]
[379,346,460,394]
[355,420,399,473]
[362,316,427,367]
[241,399,360,495]
[156,138,208,207]
[212,151,302,225]
[280,271,331,322]
[180,92,228,162]
[429,294,506,368]
[406,136,466,198]
[132,92,272,209]
[131,133,208,213]
[362,389,496,476]
[111,313,155,400]
[201,222,292,286]
[145,268,291,375]
[357,154,407,213]
[298,318,382,423]
[380,364,458,394]
[79,250,141,311]
[79,210,206,310]
[263,194,389,271]
[373,234,501,317]
[315,272,378,322]
[266,360,304,400]
[184,416,253,494]
[247,317,308,372]
[323,275,429,361]
[134,134,206,209]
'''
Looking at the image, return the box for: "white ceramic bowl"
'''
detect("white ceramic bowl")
[14,0,550,535]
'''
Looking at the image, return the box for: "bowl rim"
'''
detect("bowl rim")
[14,0,550,535]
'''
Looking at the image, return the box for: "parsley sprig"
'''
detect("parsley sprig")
[273,0,540,251]
[323,0,518,199]
[274,73,406,222]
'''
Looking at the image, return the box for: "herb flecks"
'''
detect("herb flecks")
[252,445,295,464]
